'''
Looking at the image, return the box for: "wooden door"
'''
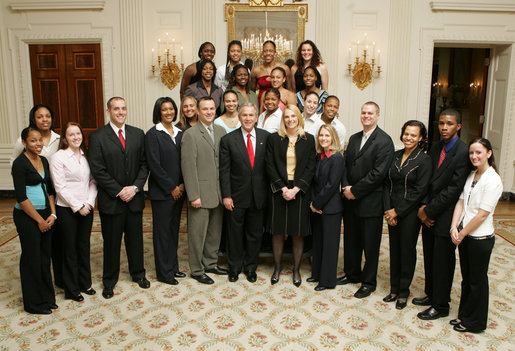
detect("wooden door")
[29,44,104,142]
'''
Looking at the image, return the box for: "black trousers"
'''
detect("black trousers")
[13,208,55,312]
[311,212,342,288]
[388,209,420,298]
[56,206,93,297]
[343,211,383,289]
[151,198,183,282]
[457,235,494,332]
[225,203,264,274]
[99,210,146,288]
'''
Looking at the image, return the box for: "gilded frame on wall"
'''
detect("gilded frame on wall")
[224,3,308,46]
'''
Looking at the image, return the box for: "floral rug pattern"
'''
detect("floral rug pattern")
[0,210,513,350]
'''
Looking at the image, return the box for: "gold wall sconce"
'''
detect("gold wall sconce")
[347,33,382,90]
[151,33,184,90]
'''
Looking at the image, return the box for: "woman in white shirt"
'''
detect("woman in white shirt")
[449,137,503,333]
[257,88,282,133]
[50,122,97,302]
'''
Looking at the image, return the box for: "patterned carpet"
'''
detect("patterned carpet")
[0,208,513,350]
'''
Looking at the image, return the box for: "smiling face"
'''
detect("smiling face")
[239,105,258,133]
[283,108,299,132]
[223,92,238,114]
[318,126,332,152]
[270,69,286,89]
[23,130,43,156]
[303,68,317,88]
[301,43,313,62]
[402,125,422,152]
[229,44,242,63]
[200,44,215,60]
[262,42,276,63]
[201,62,214,81]
[438,114,461,143]
[235,67,249,87]
[323,97,339,121]
[264,92,280,112]
[65,125,83,151]
[198,99,216,125]
[469,142,491,169]
[160,102,176,125]
[34,107,52,132]
[182,97,197,119]
[107,98,127,128]
[360,103,380,131]
[304,94,319,116]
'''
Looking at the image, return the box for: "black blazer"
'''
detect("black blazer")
[311,152,345,214]
[219,127,269,209]
[266,132,316,194]
[12,154,55,205]
[383,147,432,218]
[88,123,149,214]
[343,127,394,217]
[145,125,183,201]
[423,138,471,235]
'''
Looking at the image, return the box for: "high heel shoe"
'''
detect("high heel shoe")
[293,269,301,287]
[271,265,282,285]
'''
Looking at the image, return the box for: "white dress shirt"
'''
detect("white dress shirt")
[110,122,126,140]
[241,128,256,154]
[257,108,282,134]
[156,122,181,144]
[50,148,98,212]
[303,112,322,137]
[360,126,376,150]
[459,166,503,237]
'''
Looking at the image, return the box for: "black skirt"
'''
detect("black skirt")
[268,180,311,237]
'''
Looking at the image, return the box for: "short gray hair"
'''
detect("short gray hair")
[238,102,257,116]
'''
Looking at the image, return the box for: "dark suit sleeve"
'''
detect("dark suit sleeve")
[312,154,344,210]
[383,169,392,211]
[266,135,286,193]
[88,130,123,198]
[396,156,432,218]
[42,157,55,197]
[133,129,149,189]
[351,135,394,199]
[219,135,232,198]
[295,136,316,194]
[424,146,471,219]
[145,130,176,194]
[12,157,28,203]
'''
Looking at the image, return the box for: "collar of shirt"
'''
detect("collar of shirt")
[200,120,213,132]
[156,122,180,140]
[320,150,332,160]
[362,126,377,140]
[49,130,60,146]
[110,122,125,137]
[63,147,84,158]
[303,112,321,124]
[443,135,459,152]
[241,127,256,140]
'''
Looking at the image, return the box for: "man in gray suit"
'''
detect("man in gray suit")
[181,97,228,284]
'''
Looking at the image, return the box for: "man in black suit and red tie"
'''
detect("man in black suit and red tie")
[88,97,150,299]
[415,109,471,320]
[219,103,270,283]
[338,101,394,298]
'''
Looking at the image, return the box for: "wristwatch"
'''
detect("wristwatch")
[134,185,140,193]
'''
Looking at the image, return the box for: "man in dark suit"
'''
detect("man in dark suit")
[181,97,227,285]
[88,97,150,299]
[339,101,394,298]
[219,103,269,283]
[415,109,471,320]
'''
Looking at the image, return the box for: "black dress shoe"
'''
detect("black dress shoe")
[174,272,186,278]
[396,299,407,310]
[26,308,52,315]
[293,270,301,287]
[354,286,375,299]
[159,278,179,285]
[134,277,151,289]
[245,271,257,283]
[314,285,326,291]
[449,318,462,326]
[306,277,318,283]
[228,273,239,282]
[66,293,84,302]
[383,294,398,303]
[453,324,481,333]
[82,288,96,296]
[48,303,58,310]
[271,266,281,285]
[191,273,214,285]
[102,287,114,299]
[336,275,356,286]
[412,296,432,306]
[205,266,229,275]
[417,307,449,320]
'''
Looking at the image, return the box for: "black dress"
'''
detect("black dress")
[265,132,316,236]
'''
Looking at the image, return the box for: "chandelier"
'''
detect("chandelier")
[241,11,293,64]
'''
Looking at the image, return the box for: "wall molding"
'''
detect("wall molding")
[430,1,515,13]
[9,1,106,11]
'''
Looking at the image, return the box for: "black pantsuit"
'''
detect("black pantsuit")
[56,206,93,297]
[457,235,494,331]
[14,208,55,312]
[311,212,342,287]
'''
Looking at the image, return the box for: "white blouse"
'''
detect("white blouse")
[257,108,282,134]
[11,130,60,163]
[459,166,503,237]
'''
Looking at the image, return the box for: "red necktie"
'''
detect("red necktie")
[247,133,254,168]
[437,146,446,168]
[118,129,126,149]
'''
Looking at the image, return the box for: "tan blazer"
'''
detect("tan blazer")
[181,122,226,208]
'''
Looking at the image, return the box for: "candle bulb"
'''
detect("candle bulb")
[348,47,352,63]
[356,40,360,58]
[377,49,381,65]
[151,48,155,64]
